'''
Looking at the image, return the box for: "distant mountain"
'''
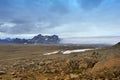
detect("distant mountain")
[12,38,28,44]
[0,38,13,43]
[0,34,60,44]
[28,34,60,44]
[0,38,28,44]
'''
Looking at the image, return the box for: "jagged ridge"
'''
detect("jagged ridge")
[0,34,60,44]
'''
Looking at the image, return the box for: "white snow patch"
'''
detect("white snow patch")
[44,51,59,55]
[44,48,96,55]
[62,49,94,54]
[45,38,48,40]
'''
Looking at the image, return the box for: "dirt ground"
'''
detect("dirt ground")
[0,44,119,80]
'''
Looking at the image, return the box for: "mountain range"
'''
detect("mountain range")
[0,34,60,44]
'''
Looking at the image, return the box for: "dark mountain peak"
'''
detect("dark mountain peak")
[36,34,43,37]
[28,34,60,44]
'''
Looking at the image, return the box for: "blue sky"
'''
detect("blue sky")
[0,0,120,38]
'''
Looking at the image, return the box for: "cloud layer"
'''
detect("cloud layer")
[0,0,120,38]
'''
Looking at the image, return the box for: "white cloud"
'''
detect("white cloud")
[0,0,120,38]
[0,32,37,39]
[0,22,16,28]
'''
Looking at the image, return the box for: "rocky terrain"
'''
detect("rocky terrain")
[0,43,120,80]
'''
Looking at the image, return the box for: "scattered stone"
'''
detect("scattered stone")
[64,75,71,80]
[0,76,2,79]
[54,76,59,80]
[39,62,45,66]
[79,62,88,69]
[61,71,65,77]
[0,71,6,75]
[70,74,79,79]
[11,72,16,75]
[44,78,51,80]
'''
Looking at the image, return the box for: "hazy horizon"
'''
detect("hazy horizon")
[0,35,120,45]
[61,36,120,45]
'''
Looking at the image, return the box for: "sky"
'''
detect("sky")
[0,0,120,39]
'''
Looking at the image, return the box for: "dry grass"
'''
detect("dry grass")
[0,44,119,80]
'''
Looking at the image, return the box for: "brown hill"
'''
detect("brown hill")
[112,42,120,48]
